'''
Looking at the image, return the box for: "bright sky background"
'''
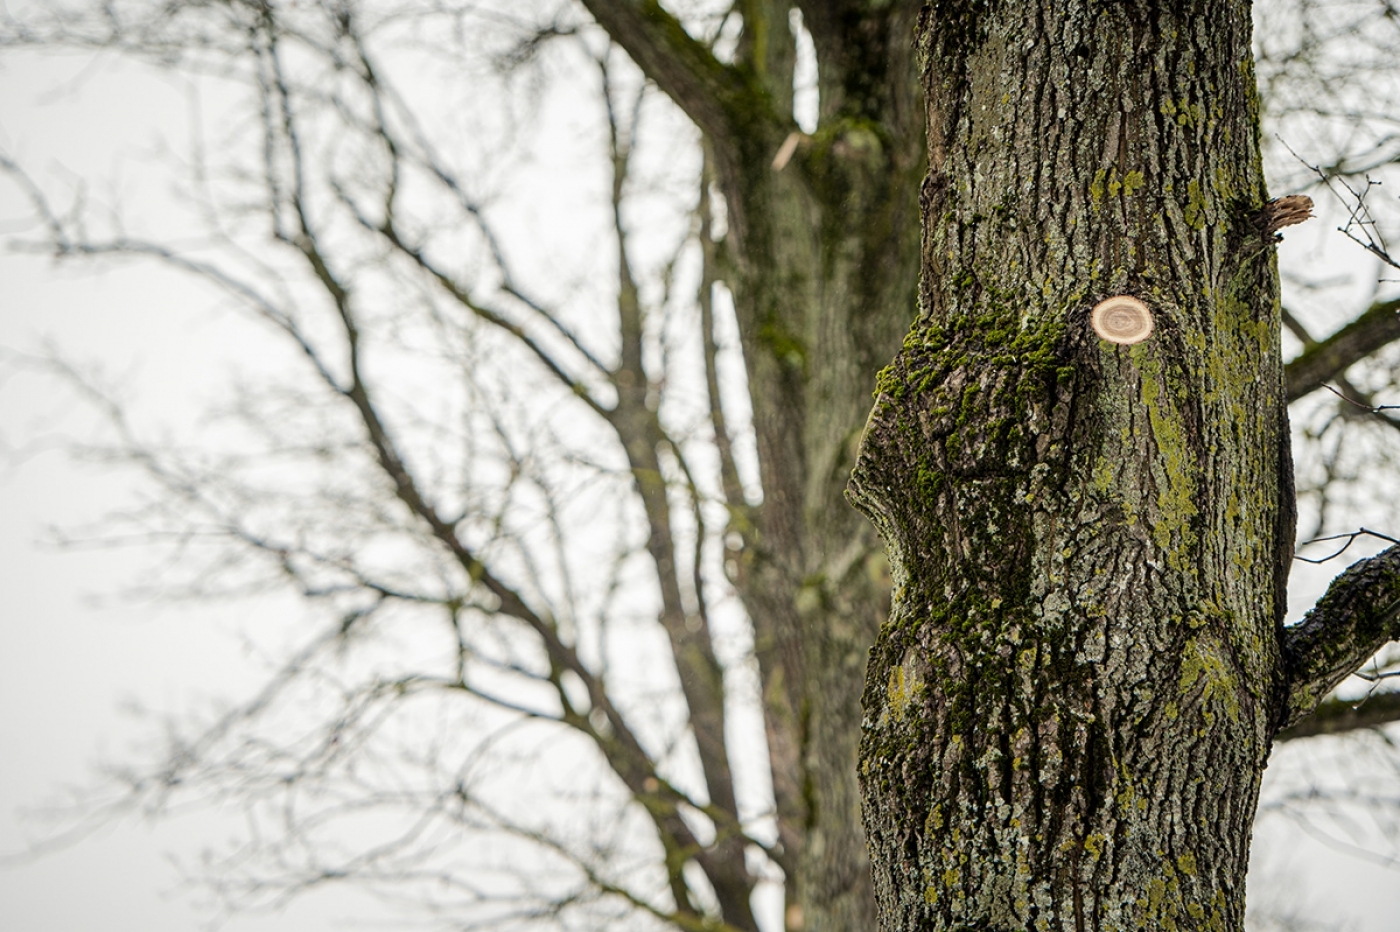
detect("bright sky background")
[0,49,397,931]
[2,24,1400,932]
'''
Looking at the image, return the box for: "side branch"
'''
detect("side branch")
[1285,298,1400,402]
[1275,689,1400,741]
[578,0,754,149]
[1280,544,1400,731]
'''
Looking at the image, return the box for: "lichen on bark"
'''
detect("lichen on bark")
[849,3,1296,929]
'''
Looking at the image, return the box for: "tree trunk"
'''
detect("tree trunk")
[664,7,927,929]
[578,3,930,925]
[849,3,1294,930]
[724,78,925,932]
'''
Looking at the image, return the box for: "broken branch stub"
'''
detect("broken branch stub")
[1254,194,1314,238]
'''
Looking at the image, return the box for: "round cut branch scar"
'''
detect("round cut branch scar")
[1091,295,1154,345]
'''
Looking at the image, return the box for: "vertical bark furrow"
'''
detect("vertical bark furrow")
[850,3,1289,930]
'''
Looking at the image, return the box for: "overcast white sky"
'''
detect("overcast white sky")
[3,25,1400,932]
[0,48,400,931]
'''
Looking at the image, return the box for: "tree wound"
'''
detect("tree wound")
[1091,295,1154,345]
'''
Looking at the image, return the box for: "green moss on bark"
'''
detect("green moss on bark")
[849,2,1290,929]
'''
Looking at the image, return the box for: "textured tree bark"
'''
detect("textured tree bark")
[582,3,1399,928]
[849,3,1296,929]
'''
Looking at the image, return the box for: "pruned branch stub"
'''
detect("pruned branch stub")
[1091,295,1154,345]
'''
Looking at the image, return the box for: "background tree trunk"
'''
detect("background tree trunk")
[723,65,924,932]
[691,6,927,928]
[849,3,1295,929]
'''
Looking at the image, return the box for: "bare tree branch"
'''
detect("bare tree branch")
[1285,297,1400,402]
[329,14,616,394]
[575,0,759,157]
[1280,544,1400,730]
[697,150,748,520]
[588,56,760,928]
[1275,689,1400,742]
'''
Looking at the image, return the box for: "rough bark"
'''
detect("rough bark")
[849,3,1296,929]
[1280,544,1400,727]
[589,5,1400,928]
